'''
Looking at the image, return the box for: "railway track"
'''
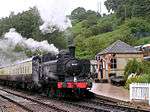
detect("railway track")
[61,100,110,112]
[0,86,149,112]
[62,98,150,112]
[84,99,149,112]
[93,94,150,111]
[0,88,69,112]
[0,87,91,112]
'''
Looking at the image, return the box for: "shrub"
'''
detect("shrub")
[138,74,150,83]
[142,61,150,74]
[125,74,150,89]
[124,59,143,80]
[121,18,150,38]
[124,77,139,89]
[124,59,150,89]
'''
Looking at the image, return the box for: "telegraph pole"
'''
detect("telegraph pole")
[97,0,101,14]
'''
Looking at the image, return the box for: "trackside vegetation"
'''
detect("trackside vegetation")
[124,59,150,89]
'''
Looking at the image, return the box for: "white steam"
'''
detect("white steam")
[39,22,57,34]
[0,38,27,66]
[4,28,58,53]
[0,28,58,66]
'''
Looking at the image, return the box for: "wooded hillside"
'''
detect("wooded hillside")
[68,0,150,59]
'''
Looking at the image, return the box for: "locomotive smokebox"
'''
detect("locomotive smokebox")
[68,45,75,57]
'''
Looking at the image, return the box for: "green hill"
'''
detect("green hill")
[68,3,150,59]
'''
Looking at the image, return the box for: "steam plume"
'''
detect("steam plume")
[0,28,58,66]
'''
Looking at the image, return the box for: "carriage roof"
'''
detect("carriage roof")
[0,57,33,69]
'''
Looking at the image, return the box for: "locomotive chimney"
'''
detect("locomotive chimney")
[68,45,75,57]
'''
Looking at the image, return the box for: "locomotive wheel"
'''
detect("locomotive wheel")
[21,82,25,89]
[46,87,54,98]
[26,83,33,91]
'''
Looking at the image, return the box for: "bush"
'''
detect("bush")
[119,18,150,38]
[124,59,143,80]
[124,77,139,89]
[125,74,150,89]
[142,61,150,74]
[138,74,150,83]
[124,59,150,89]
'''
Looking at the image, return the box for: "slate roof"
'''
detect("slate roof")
[98,40,141,55]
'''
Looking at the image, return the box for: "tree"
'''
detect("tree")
[85,10,100,26]
[0,7,43,40]
[69,7,101,26]
[0,7,67,50]
[44,29,67,49]
[104,0,150,19]
[104,0,123,12]
[70,7,87,25]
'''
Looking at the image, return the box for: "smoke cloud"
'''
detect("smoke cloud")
[0,39,27,66]
[0,28,59,66]
[39,22,57,34]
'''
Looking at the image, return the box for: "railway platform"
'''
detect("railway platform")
[91,83,130,102]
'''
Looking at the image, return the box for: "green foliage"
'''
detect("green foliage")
[138,74,150,83]
[13,44,24,52]
[86,10,99,26]
[71,16,150,59]
[70,7,100,25]
[124,60,150,89]
[24,49,33,57]
[97,20,113,33]
[104,0,123,12]
[0,6,67,57]
[70,7,87,24]
[142,61,150,74]
[44,29,67,49]
[125,74,150,89]
[68,2,150,60]
[69,9,124,59]
[104,0,150,20]
[135,36,150,45]
[124,60,150,80]
[124,59,143,80]
[124,77,139,89]
[121,18,150,37]
[0,7,43,40]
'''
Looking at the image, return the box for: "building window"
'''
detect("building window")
[110,58,117,69]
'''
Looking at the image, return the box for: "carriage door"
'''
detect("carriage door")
[32,56,41,86]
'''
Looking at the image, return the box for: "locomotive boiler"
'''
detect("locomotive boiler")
[0,45,92,98]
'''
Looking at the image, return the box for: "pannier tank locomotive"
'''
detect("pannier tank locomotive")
[0,45,92,98]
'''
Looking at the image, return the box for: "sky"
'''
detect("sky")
[0,0,107,28]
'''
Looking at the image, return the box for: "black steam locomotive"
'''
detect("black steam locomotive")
[0,46,92,98]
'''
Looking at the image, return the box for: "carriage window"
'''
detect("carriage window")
[25,66,26,73]
[22,67,24,74]
[23,67,24,74]
[19,67,21,74]
[28,66,30,73]
[23,66,25,73]
[21,67,23,74]
[17,68,18,74]
[110,58,117,69]
[27,67,29,73]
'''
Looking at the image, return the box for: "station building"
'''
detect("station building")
[96,40,143,81]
